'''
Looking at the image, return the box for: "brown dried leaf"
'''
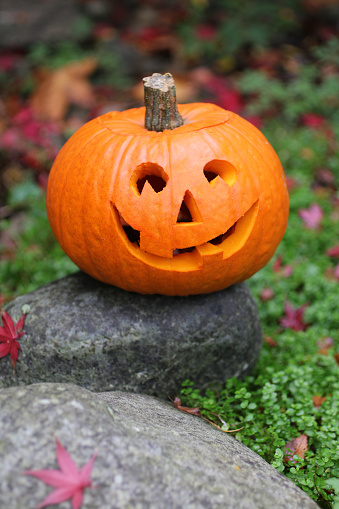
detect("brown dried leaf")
[168,395,201,416]
[284,433,308,463]
[30,57,97,121]
[312,395,327,408]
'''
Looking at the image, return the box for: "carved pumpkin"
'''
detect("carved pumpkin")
[47,79,289,296]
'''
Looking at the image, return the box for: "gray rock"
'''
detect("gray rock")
[0,383,318,509]
[1,272,262,397]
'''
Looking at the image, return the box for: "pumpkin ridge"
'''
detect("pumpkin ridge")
[225,118,287,206]
[81,133,137,282]
[52,127,107,247]
[226,119,289,256]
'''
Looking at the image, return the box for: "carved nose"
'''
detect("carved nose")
[176,191,202,224]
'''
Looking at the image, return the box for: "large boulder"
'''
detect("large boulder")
[1,272,262,397]
[0,383,318,509]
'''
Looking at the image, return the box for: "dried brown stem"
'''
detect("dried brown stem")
[143,73,184,132]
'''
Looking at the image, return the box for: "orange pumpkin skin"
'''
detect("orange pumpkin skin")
[46,103,289,296]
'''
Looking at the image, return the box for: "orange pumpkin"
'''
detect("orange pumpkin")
[47,94,289,295]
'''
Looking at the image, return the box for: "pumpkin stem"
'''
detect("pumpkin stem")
[143,73,184,132]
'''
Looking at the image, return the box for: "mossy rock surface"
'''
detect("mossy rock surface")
[0,383,318,509]
[2,272,262,396]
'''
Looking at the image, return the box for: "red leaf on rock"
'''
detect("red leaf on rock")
[280,302,309,331]
[24,439,97,509]
[284,434,308,463]
[298,203,324,229]
[0,309,26,373]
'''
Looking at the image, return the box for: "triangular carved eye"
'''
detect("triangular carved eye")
[131,162,168,195]
[177,191,202,223]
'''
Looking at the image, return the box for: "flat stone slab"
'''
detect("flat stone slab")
[0,383,318,509]
[1,272,262,397]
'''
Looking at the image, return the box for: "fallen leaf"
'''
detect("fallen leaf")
[168,396,244,433]
[325,264,339,282]
[317,336,334,355]
[335,353,339,366]
[280,302,310,331]
[285,176,299,190]
[300,113,325,129]
[168,395,201,416]
[314,168,336,191]
[30,57,97,121]
[273,256,283,272]
[298,203,324,230]
[195,24,217,40]
[284,433,308,463]
[326,245,339,258]
[24,438,97,509]
[312,395,327,408]
[272,257,292,276]
[264,335,278,347]
[0,309,26,373]
[260,288,275,302]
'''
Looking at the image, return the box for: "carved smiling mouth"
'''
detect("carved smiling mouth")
[121,221,236,256]
[111,200,259,271]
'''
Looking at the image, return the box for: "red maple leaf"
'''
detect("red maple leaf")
[284,433,308,464]
[24,439,97,509]
[280,302,309,331]
[0,309,26,373]
[298,203,323,230]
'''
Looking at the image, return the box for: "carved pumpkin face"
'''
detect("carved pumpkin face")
[47,103,289,295]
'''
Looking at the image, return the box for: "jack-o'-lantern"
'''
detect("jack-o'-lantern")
[46,73,289,295]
